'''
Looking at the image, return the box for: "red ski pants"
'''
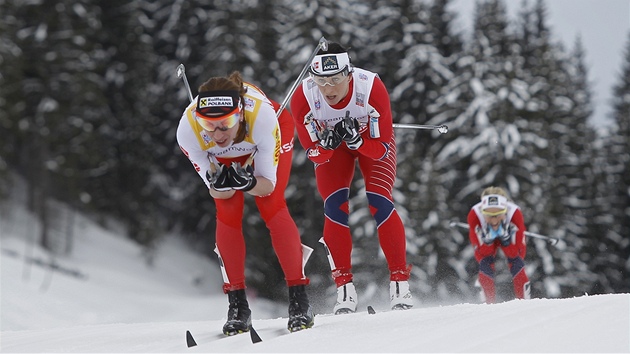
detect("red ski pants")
[214,111,308,293]
[315,135,409,287]
[474,241,530,303]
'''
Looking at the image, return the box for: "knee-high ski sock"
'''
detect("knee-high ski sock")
[478,256,496,304]
[509,256,530,299]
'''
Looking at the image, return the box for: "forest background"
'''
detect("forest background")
[1,0,628,307]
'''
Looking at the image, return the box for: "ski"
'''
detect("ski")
[185,330,226,348]
[250,326,262,343]
[186,306,380,348]
[186,325,262,348]
[185,319,321,348]
[185,331,197,347]
[365,304,415,314]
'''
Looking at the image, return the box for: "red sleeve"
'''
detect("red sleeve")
[510,209,526,236]
[467,209,482,250]
[510,208,527,257]
[289,83,318,152]
[355,76,392,160]
[289,84,335,164]
[468,208,497,262]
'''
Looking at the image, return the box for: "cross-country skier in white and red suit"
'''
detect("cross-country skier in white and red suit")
[290,42,413,314]
[467,186,531,303]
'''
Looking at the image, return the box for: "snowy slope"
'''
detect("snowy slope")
[2,294,629,353]
[1,199,629,353]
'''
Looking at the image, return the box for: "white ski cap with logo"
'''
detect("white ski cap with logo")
[310,52,351,76]
[481,194,508,211]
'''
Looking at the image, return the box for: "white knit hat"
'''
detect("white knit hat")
[309,52,351,76]
[481,194,507,212]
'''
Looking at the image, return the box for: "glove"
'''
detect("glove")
[334,113,363,150]
[499,223,517,246]
[206,163,232,192]
[318,127,342,150]
[227,162,257,192]
[306,145,334,165]
[475,225,495,245]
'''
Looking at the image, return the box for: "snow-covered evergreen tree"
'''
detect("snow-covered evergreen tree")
[0,0,125,252]
[1,0,627,305]
[591,32,630,293]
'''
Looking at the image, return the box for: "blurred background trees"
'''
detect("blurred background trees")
[1,0,628,307]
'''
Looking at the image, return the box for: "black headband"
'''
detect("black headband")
[196,90,240,119]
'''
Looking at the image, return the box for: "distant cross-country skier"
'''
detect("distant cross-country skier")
[467,186,531,303]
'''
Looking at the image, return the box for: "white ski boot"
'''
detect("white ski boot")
[390,281,413,310]
[333,282,358,314]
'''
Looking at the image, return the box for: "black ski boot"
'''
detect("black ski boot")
[287,285,314,332]
[223,289,252,336]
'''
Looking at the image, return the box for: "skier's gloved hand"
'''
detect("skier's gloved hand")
[334,113,363,149]
[206,163,232,192]
[500,223,517,246]
[318,127,343,150]
[475,225,496,245]
[227,162,257,192]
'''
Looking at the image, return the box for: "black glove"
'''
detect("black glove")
[227,162,257,192]
[206,163,232,192]
[318,127,343,150]
[334,112,363,149]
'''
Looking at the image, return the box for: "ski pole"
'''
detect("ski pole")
[275,36,328,118]
[244,149,257,167]
[176,63,194,103]
[393,123,449,134]
[448,221,559,246]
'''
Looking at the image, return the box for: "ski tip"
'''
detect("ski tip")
[367,305,376,314]
[186,330,197,348]
[249,325,263,343]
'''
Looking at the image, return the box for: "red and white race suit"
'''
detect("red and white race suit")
[467,201,530,303]
[290,68,410,287]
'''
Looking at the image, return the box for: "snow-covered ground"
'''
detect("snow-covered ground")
[1,198,629,353]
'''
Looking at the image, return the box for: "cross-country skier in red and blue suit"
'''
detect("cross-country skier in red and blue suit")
[467,186,531,303]
[290,42,413,314]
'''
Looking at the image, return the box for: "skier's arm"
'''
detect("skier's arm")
[245,100,279,197]
[176,111,214,190]
[510,208,527,257]
[467,209,488,261]
[290,85,313,150]
[290,84,334,164]
[353,77,392,160]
